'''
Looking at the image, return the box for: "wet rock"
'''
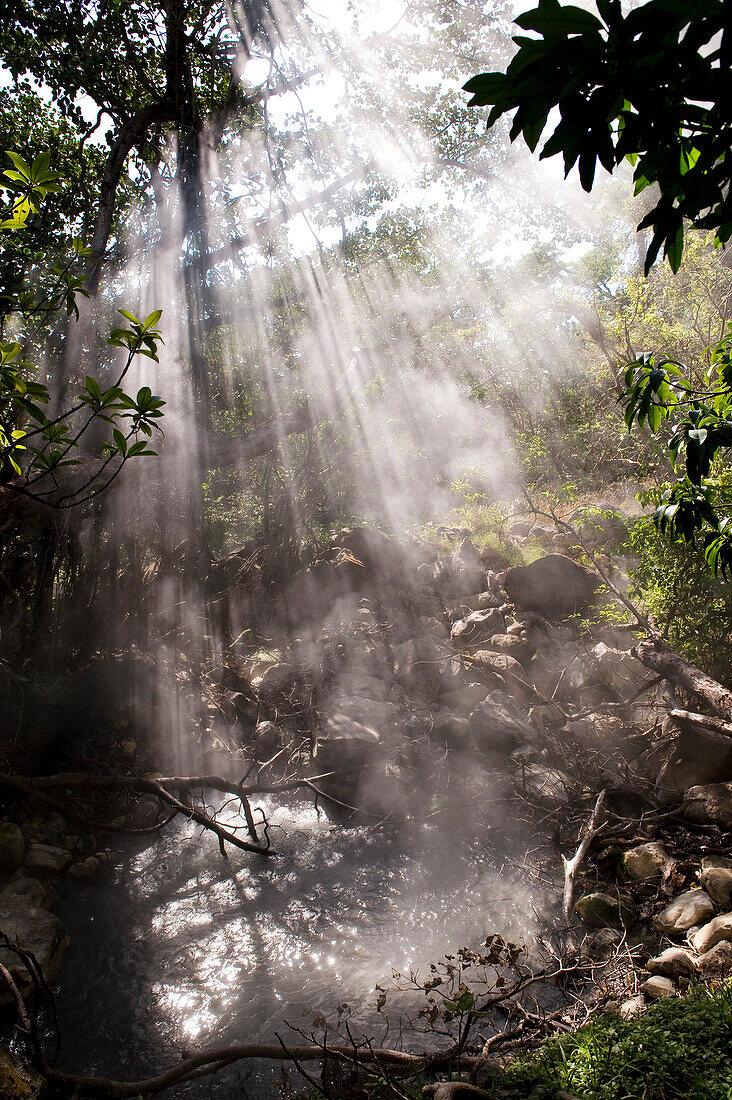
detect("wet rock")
[23,842,71,879]
[450,609,504,650]
[67,855,106,881]
[654,889,715,934]
[504,554,599,619]
[247,720,283,759]
[683,782,732,827]
[0,877,51,911]
[469,692,537,756]
[640,975,676,1000]
[646,948,696,980]
[0,1046,45,1099]
[621,842,670,882]
[582,927,623,959]
[0,823,25,873]
[690,912,732,954]
[696,940,732,978]
[0,905,68,1000]
[619,995,645,1019]
[574,892,633,929]
[700,864,732,909]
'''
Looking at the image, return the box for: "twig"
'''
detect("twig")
[562,789,607,926]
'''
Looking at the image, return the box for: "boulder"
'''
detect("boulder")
[621,842,670,882]
[574,892,633,929]
[504,554,599,619]
[659,728,732,795]
[654,889,715,934]
[590,644,650,698]
[0,905,68,999]
[451,537,487,596]
[646,948,696,980]
[696,939,732,978]
[450,609,504,650]
[640,975,676,1000]
[394,637,443,698]
[247,720,283,760]
[683,782,732,827]
[429,711,474,751]
[700,864,732,909]
[0,878,52,911]
[470,650,526,684]
[691,912,732,954]
[0,823,25,873]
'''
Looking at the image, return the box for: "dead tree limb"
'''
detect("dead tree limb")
[562,789,606,927]
[633,637,732,720]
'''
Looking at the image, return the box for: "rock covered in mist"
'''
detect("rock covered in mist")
[23,841,71,879]
[0,905,68,1002]
[468,692,537,756]
[653,889,716,934]
[450,608,504,649]
[477,632,536,666]
[504,554,599,618]
[519,763,579,808]
[659,726,732,795]
[683,782,732,827]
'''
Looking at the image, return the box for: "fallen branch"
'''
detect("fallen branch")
[562,789,606,927]
[668,707,732,744]
[633,637,732,720]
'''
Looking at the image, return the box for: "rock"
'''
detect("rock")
[451,537,487,596]
[520,763,578,807]
[394,637,443,698]
[469,693,537,756]
[590,643,650,698]
[67,855,105,881]
[696,939,732,978]
[429,712,474,751]
[582,928,623,959]
[654,889,715,934]
[640,975,676,1000]
[646,948,696,980]
[621,842,670,882]
[0,823,25,873]
[683,782,732,827]
[476,633,536,665]
[0,877,52,911]
[450,609,504,649]
[690,912,732,954]
[440,684,494,715]
[504,554,599,619]
[0,1046,45,1099]
[470,650,527,686]
[0,905,68,999]
[422,1083,493,1099]
[574,892,633,929]
[247,720,283,759]
[23,842,71,878]
[700,865,732,909]
[659,729,732,794]
[619,995,645,1019]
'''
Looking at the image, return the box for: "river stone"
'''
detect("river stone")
[574,892,633,929]
[504,554,599,619]
[621,842,669,882]
[450,609,504,649]
[654,889,715,934]
[683,782,732,827]
[23,842,71,878]
[700,865,732,909]
[640,975,676,1000]
[0,905,68,998]
[646,947,696,980]
[0,824,25,873]
[0,1047,45,1099]
[696,939,732,978]
[690,912,732,954]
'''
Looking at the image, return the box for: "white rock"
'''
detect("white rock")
[691,911,732,954]
[653,889,715,934]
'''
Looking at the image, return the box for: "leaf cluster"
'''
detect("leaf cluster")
[464,0,730,273]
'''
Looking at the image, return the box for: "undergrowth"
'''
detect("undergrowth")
[357,984,732,1100]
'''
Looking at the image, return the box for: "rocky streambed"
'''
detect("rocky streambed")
[3,525,732,1096]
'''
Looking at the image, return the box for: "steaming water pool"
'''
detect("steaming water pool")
[51,795,552,1098]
